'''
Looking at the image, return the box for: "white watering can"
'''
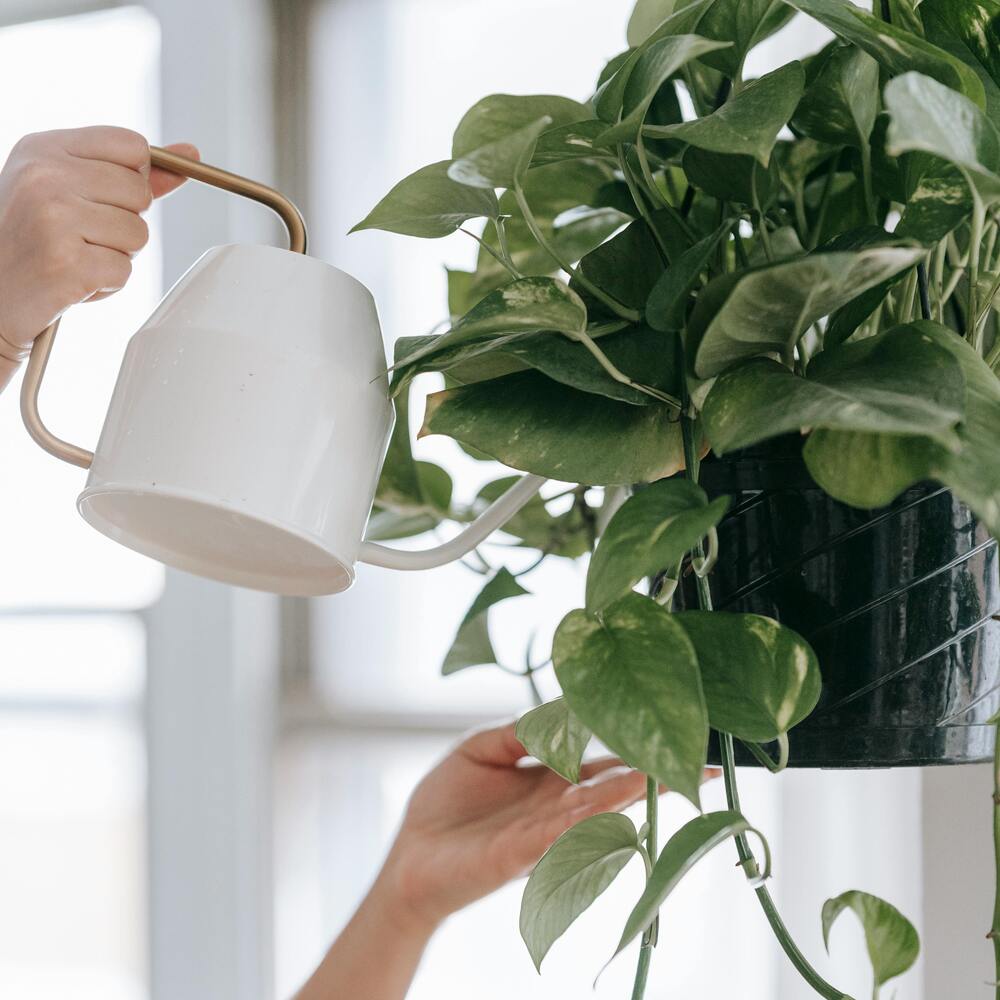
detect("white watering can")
[21,147,544,596]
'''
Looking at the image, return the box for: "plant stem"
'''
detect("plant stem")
[991,721,1000,1000]
[969,197,986,352]
[678,408,851,1000]
[460,226,522,280]
[860,144,876,226]
[917,262,932,321]
[618,147,672,264]
[524,666,544,707]
[512,185,641,323]
[808,157,838,250]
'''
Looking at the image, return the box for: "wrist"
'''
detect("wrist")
[367,851,443,942]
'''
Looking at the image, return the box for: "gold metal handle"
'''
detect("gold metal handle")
[20,145,308,470]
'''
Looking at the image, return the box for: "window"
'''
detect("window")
[0,8,163,998]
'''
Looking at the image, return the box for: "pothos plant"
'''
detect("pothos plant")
[352,0,1000,996]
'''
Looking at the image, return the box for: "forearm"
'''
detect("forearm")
[293,868,438,1000]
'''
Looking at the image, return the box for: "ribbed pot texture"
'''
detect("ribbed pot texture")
[681,437,1000,768]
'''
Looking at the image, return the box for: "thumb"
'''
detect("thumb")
[150,142,200,200]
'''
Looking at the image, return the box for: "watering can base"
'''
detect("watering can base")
[78,484,355,596]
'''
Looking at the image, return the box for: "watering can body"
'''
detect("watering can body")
[78,243,393,595]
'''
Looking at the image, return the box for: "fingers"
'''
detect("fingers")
[151,142,200,199]
[62,125,150,171]
[78,244,132,301]
[75,159,152,213]
[457,721,527,767]
[77,199,149,256]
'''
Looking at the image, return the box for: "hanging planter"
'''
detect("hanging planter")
[350,0,1000,995]
[687,436,1000,768]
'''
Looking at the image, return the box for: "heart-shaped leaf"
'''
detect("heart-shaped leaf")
[786,0,985,105]
[691,247,926,378]
[421,372,685,485]
[702,324,966,453]
[822,891,920,990]
[442,568,530,675]
[885,71,1000,204]
[643,62,805,167]
[449,116,552,190]
[691,0,796,78]
[452,94,591,158]
[553,594,708,806]
[674,611,821,742]
[515,698,592,783]
[595,34,732,147]
[351,160,499,238]
[586,479,730,614]
[609,811,754,963]
[895,160,972,244]
[574,220,666,313]
[519,812,639,971]
[803,321,1000,535]
[792,43,880,149]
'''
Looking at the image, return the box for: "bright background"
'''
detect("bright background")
[0,2,990,1000]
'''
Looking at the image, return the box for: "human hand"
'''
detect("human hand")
[376,721,720,932]
[0,126,198,360]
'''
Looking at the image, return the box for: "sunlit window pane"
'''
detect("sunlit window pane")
[0,7,164,610]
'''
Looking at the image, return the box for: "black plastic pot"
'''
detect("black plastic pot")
[679,436,1000,768]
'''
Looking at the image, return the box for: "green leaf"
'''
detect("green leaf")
[609,811,753,962]
[519,812,639,971]
[893,161,971,244]
[448,116,552,190]
[786,0,985,105]
[351,160,499,238]
[443,323,682,407]
[375,387,423,512]
[530,120,618,166]
[553,594,708,806]
[822,890,920,989]
[691,247,926,378]
[452,94,591,158]
[364,509,438,541]
[702,324,966,454]
[594,34,732,147]
[792,43,880,148]
[884,71,1000,204]
[469,162,622,299]
[803,320,1000,534]
[442,568,529,675]
[586,480,729,614]
[674,611,821,742]
[646,219,736,331]
[682,148,778,207]
[421,372,686,485]
[595,1,714,123]
[394,277,588,377]
[447,267,476,318]
[416,461,452,514]
[627,0,680,46]
[691,0,796,78]
[921,0,1000,131]
[515,699,592,783]
[643,62,806,167]
[574,220,666,314]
